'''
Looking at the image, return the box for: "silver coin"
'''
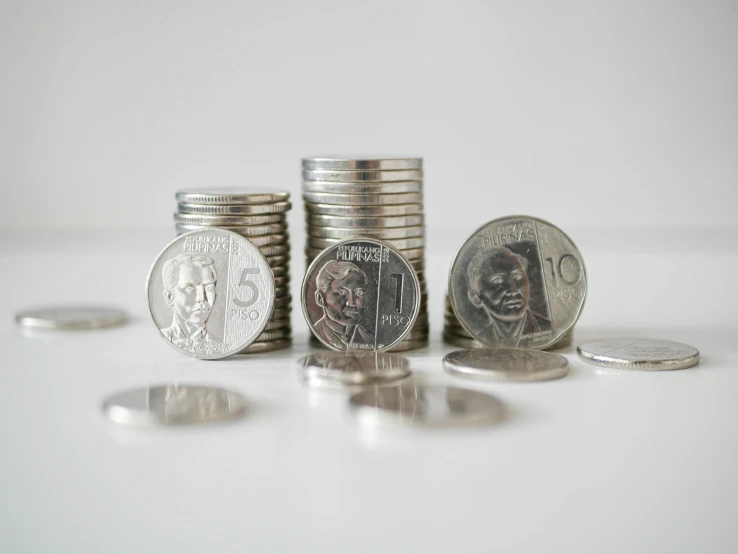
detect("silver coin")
[302,238,421,352]
[307,225,425,240]
[265,255,290,268]
[307,213,424,228]
[386,338,429,352]
[449,215,587,350]
[173,222,287,236]
[178,201,291,215]
[305,246,424,263]
[303,181,422,195]
[298,352,411,387]
[303,192,422,206]
[145,229,276,360]
[256,327,292,341]
[15,306,128,330]
[239,338,292,354]
[302,169,423,182]
[442,331,486,349]
[269,265,290,278]
[264,316,290,331]
[175,187,289,205]
[577,338,700,370]
[308,235,425,250]
[302,155,423,171]
[304,203,423,217]
[273,295,292,309]
[443,348,569,382]
[174,213,287,226]
[257,244,290,257]
[175,227,289,246]
[349,384,504,427]
[103,384,247,426]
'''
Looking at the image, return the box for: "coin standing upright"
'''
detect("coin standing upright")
[302,156,429,351]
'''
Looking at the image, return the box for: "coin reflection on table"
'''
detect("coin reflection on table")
[298,351,411,390]
[102,384,247,426]
[349,384,505,428]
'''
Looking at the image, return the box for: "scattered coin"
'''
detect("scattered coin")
[443,348,569,382]
[145,228,276,360]
[302,155,423,171]
[349,384,505,427]
[103,384,247,426]
[577,338,700,370]
[14,306,128,330]
[175,188,290,205]
[449,215,587,350]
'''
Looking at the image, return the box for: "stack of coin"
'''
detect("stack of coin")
[302,156,428,352]
[173,188,292,353]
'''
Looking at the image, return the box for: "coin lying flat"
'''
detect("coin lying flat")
[175,188,290,205]
[304,203,423,217]
[178,202,291,215]
[307,225,425,240]
[302,169,423,182]
[145,229,276,360]
[303,192,422,206]
[307,214,425,228]
[15,306,128,330]
[443,348,569,382]
[298,352,411,389]
[577,338,700,371]
[173,213,287,226]
[302,238,421,352]
[449,215,587,350]
[349,384,504,427]
[303,181,423,195]
[302,155,423,171]
[103,384,247,426]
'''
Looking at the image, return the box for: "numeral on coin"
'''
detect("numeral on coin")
[234,268,261,308]
[545,254,582,287]
[391,273,403,312]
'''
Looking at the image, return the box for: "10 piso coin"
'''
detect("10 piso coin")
[301,238,421,352]
[146,229,276,360]
[449,215,587,350]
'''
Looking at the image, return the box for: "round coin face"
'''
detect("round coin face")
[146,229,275,360]
[302,155,423,171]
[298,352,411,389]
[349,384,504,427]
[449,215,586,350]
[14,306,128,330]
[103,384,247,426]
[577,338,700,370]
[302,238,421,352]
[175,188,290,205]
[443,348,569,382]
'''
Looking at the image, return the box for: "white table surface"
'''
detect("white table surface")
[1,225,737,554]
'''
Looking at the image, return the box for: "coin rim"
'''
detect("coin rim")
[442,348,569,382]
[576,338,700,371]
[14,306,129,330]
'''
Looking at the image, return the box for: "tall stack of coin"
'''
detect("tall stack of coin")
[173,188,292,353]
[302,156,428,352]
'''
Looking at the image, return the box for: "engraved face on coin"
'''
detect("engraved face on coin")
[14,306,128,330]
[298,352,411,389]
[146,229,275,359]
[577,338,700,370]
[302,238,421,352]
[102,384,247,426]
[449,216,586,350]
[443,348,569,382]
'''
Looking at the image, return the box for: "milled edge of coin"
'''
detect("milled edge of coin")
[14,306,129,330]
[447,214,587,351]
[175,188,290,205]
[302,169,423,183]
[301,237,422,353]
[302,156,423,171]
[576,338,700,371]
[443,348,569,382]
[144,228,276,360]
[302,181,423,194]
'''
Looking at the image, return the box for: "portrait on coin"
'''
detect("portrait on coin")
[466,245,551,347]
[313,260,375,349]
[160,253,222,351]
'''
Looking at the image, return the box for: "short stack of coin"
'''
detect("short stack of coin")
[174,188,292,353]
[302,156,428,352]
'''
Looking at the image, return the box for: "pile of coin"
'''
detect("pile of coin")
[173,188,292,353]
[302,156,428,351]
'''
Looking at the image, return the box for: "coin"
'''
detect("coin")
[145,229,276,360]
[175,226,289,245]
[305,247,424,263]
[308,236,425,250]
[263,317,290,331]
[386,338,429,352]
[302,169,423,182]
[349,384,504,427]
[103,384,247,426]
[174,222,287,236]
[302,155,422,171]
[255,327,292,341]
[303,192,422,206]
[178,201,291,215]
[443,348,569,382]
[307,225,424,240]
[298,352,411,388]
[577,338,700,370]
[269,265,289,277]
[238,338,292,354]
[302,238,421,352]
[307,213,424,228]
[174,213,287,226]
[304,203,423,217]
[257,244,290,257]
[448,215,587,350]
[175,188,290,205]
[14,306,129,330]
[302,181,422,194]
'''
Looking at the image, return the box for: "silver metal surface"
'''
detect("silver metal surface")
[173,213,287,226]
[145,229,276,360]
[298,352,411,389]
[302,169,423,182]
[238,338,292,354]
[308,236,425,250]
[173,221,287,236]
[302,238,421,352]
[307,225,425,240]
[175,188,290,205]
[443,348,569,382]
[178,201,291,215]
[302,155,423,171]
[349,384,505,427]
[577,338,700,370]
[307,213,424,228]
[304,203,423,217]
[449,215,587,350]
[14,306,128,330]
[302,181,422,195]
[303,192,422,206]
[103,384,247,426]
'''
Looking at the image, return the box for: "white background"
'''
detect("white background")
[2,0,737,228]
